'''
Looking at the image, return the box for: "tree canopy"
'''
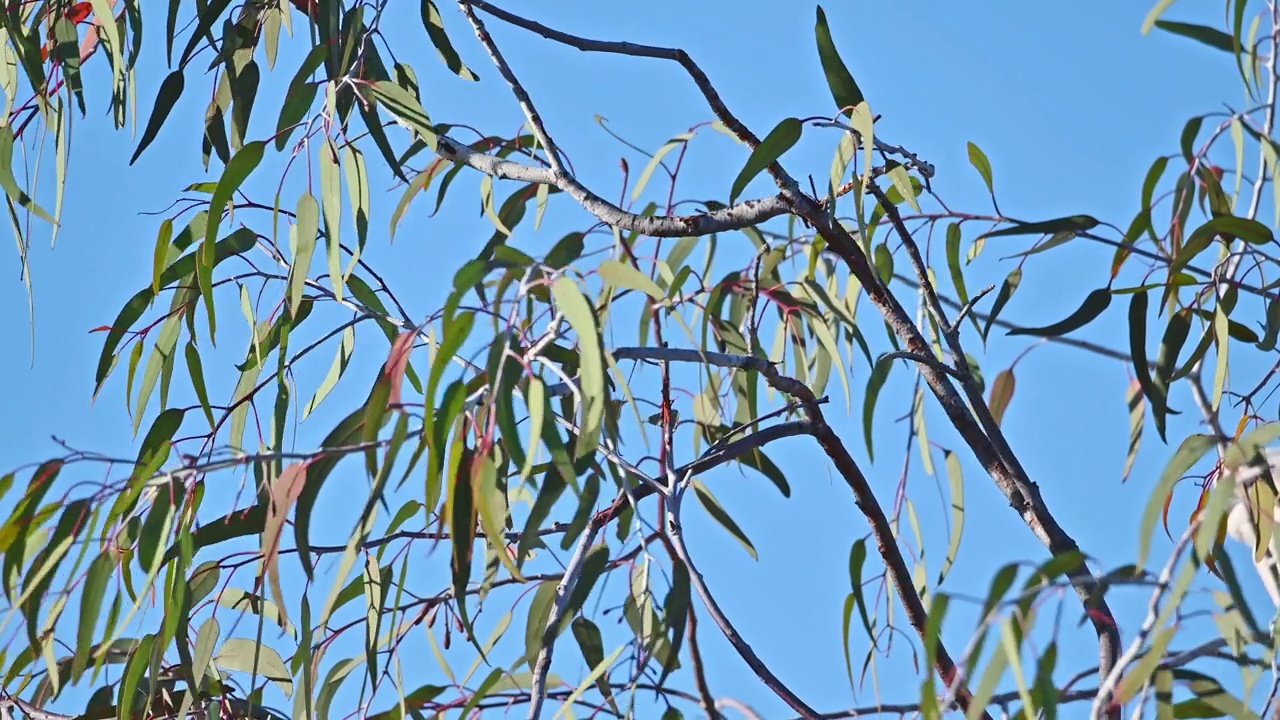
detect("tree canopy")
[3,1,1280,719]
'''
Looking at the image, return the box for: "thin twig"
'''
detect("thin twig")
[880,350,966,380]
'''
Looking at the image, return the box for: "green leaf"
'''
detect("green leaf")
[814,6,865,115]
[1007,288,1111,337]
[692,481,757,560]
[130,70,185,164]
[1186,215,1275,255]
[546,232,585,269]
[570,618,616,711]
[862,357,892,461]
[967,142,995,196]
[846,539,874,639]
[420,0,478,81]
[730,117,801,202]
[982,268,1022,341]
[472,453,522,581]
[214,638,293,699]
[200,142,266,339]
[367,685,447,720]
[1128,291,1168,441]
[163,506,266,565]
[275,44,328,151]
[938,452,965,586]
[289,194,320,313]
[370,81,437,152]
[343,145,371,257]
[1154,20,1235,52]
[598,260,664,300]
[71,554,112,681]
[205,141,266,248]
[873,242,894,285]
[982,215,1099,239]
[0,126,51,223]
[184,341,214,430]
[116,634,154,720]
[524,580,558,663]
[320,138,343,300]
[1138,433,1217,569]
[551,277,605,459]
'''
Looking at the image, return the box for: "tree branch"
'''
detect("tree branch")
[864,183,1123,694]
[665,485,823,718]
[604,345,988,718]
[526,519,601,720]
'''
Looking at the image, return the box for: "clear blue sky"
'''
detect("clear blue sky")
[0,0,1269,717]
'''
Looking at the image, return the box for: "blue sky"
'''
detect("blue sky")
[0,0,1273,717]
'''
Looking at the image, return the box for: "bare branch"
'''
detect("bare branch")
[445,1,1102,712]
[527,519,602,719]
[436,134,794,236]
[0,698,74,720]
[666,489,822,718]
[880,350,966,380]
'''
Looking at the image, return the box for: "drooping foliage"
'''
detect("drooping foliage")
[1,1,1280,719]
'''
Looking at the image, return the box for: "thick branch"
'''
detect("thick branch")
[436,135,793,236]
[861,184,1122,689]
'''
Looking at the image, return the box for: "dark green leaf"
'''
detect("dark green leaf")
[692,481,756,560]
[1129,292,1167,442]
[982,215,1099,239]
[1155,20,1235,53]
[420,0,478,81]
[814,6,865,114]
[730,118,801,203]
[275,44,328,151]
[1007,288,1111,337]
[862,357,892,461]
[131,70,185,164]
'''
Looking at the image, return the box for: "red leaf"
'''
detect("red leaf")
[988,369,1016,425]
[262,462,309,626]
[66,2,93,23]
[383,331,415,407]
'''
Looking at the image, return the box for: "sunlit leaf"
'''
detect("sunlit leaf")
[214,638,293,698]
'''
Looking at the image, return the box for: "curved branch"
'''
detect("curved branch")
[665,491,823,718]
[526,520,601,720]
[864,183,1123,695]
[603,345,988,718]
[436,135,793,236]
